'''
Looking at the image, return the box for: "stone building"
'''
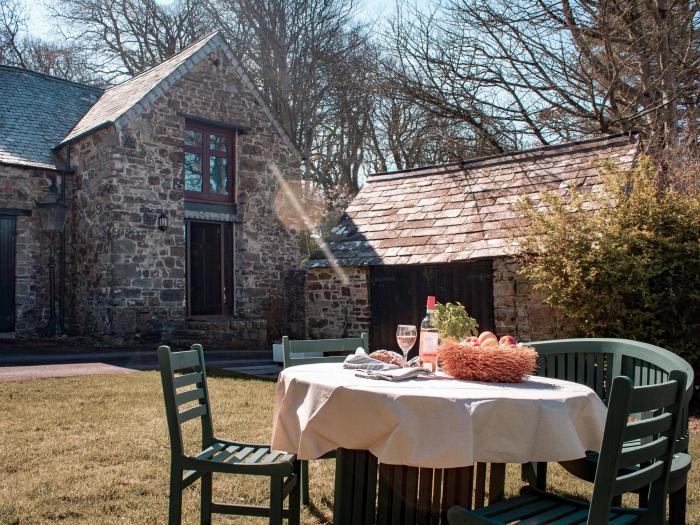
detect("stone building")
[306,134,638,350]
[0,31,304,347]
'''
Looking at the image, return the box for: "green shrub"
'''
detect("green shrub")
[518,155,700,366]
[433,302,479,340]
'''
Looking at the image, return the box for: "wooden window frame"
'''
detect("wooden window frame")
[184,122,236,204]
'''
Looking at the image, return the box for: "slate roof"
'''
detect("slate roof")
[0,66,103,170]
[308,133,638,268]
[60,32,219,145]
[0,30,300,170]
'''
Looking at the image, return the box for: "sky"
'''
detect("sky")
[21,0,398,41]
[23,1,53,39]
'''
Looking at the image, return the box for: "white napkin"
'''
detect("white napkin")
[343,349,399,371]
[355,367,432,381]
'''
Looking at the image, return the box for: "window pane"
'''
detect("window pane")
[209,156,229,195]
[185,130,203,147]
[210,134,228,152]
[184,152,203,192]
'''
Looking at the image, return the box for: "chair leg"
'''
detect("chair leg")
[200,473,212,525]
[168,467,183,525]
[288,462,301,525]
[270,475,283,525]
[668,484,687,525]
[300,460,310,506]
[637,486,648,508]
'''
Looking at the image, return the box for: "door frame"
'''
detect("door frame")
[185,219,233,318]
[0,213,18,333]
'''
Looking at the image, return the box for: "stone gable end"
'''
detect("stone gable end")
[65,47,303,343]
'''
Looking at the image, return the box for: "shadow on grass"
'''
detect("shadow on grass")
[307,499,333,524]
[207,367,277,382]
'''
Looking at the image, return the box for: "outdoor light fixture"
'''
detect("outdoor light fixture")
[36,178,68,337]
[36,179,68,234]
[158,212,169,232]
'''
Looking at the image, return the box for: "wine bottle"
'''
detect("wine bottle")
[418,295,438,371]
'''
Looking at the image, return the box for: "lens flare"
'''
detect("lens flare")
[271,166,349,285]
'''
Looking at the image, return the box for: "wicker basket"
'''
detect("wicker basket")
[438,340,538,383]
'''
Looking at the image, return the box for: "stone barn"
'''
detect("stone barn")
[305,134,638,350]
[0,31,304,347]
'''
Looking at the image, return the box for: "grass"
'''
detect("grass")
[0,371,697,524]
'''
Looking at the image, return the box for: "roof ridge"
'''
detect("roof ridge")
[307,132,639,267]
[105,30,220,91]
[0,64,104,93]
[57,29,302,162]
[367,132,638,181]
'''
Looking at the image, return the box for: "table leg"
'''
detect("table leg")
[334,452,509,525]
[334,449,378,525]
[488,463,506,504]
[474,463,487,509]
[333,449,354,525]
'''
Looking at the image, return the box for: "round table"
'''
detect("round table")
[272,363,607,468]
[271,363,607,525]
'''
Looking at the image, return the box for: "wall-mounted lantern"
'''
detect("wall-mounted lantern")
[158,212,169,232]
[36,179,68,234]
[36,178,68,337]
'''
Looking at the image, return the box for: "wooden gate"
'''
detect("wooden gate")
[369,261,494,353]
[0,216,16,332]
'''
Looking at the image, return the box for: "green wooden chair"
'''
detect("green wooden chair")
[447,370,687,525]
[281,332,369,505]
[282,332,369,368]
[528,338,694,524]
[157,344,300,525]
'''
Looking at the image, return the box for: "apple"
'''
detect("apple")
[478,331,498,345]
[480,337,498,348]
[499,335,517,346]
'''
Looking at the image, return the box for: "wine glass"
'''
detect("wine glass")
[396,325,417,365]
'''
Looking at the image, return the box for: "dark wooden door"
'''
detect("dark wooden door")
[188,221,222,315]
[369,261,495,353]
[0,217,16,332]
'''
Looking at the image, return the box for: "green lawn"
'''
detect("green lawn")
[0,371,697,524]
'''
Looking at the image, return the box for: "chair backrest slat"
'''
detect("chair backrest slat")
[617,437,668,469]
[627,380,679,413]
[613,460,665,495]
[169,349,201,371]
[587,370,686,524]
[178,404,208,424]
[158,344,216,457]
[624,412,673,441]
[175,387,206,406]
[282,332,369,369]
[173,371,203,389]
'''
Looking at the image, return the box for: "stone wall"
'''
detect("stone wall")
[64,46,302,342]
[304,258,575,343]
[0,165,68,335]
[493,257,575,341]
[305,266,370,339]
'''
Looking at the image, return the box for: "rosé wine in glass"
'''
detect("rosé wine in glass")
[396,325,417,364]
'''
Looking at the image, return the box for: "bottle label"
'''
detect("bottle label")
[419,332,439,355]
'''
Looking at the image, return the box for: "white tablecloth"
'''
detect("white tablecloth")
[271,363,607,469]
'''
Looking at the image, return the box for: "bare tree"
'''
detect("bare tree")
[0,0,25,65]
[49,0,213,80]
[0,0,95,82]
[366,67,479,173]
[385,0,699,150]
[207,0,376,195]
